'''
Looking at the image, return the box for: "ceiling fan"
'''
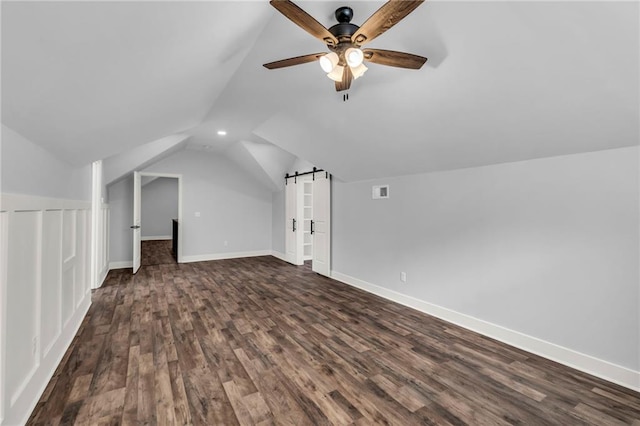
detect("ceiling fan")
[263,0,427,92]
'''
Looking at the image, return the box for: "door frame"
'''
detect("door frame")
[133,172,183,268]
[90,160,103,289]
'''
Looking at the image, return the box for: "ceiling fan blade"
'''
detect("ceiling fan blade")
[335,66,353,92]
[270,0,338,46]
[263,53,325,70]
[363,48,427,69]
[352,0,424,46]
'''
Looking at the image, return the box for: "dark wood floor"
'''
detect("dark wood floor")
[28,256,640,425]
[141,240,175,266]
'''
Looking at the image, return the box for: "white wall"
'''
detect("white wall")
[1,125,91,201]
[102,134,189,186]
[141,177,178,238]
[0,126,94,425]
[329,146,639,388]
[107,176,134,267]
[271,189,285,254]
[108,150,272,264]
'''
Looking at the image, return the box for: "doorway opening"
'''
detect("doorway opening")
[132,172,183,273]
[141,176,179,266]
[141,240,175,266]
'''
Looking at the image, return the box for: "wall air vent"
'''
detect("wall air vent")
[372,185,389,199]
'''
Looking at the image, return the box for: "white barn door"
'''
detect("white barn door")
[312,173,331,277]
[132,171,141,274]
[285,179,303,265]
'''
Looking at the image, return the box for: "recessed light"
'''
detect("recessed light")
[217,130,227,136]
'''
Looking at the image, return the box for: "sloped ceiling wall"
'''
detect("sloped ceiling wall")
[2,1,638,183]
[1,1,272,165]
[103,134,190,185]
[204,1,639,181]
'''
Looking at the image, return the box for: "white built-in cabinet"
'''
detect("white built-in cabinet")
[303,180,313,260]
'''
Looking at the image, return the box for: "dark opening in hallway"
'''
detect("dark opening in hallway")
[141,240,175,266]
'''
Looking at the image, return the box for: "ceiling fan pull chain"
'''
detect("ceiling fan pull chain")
[343,92,350,102]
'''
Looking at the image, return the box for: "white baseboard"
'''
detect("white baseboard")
[330,270,640,392]
[270,250,288,262]
[141,235,171,241]
[97,266,109,288]
[181,250,272,264]
[109,261,133,270]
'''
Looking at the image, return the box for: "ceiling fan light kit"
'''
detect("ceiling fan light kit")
[264,0,428,92]
[319,52,339,73]
[320,49,365,81]
[327,65,345,82]
[345,47,364,67]
[350,63,368,80]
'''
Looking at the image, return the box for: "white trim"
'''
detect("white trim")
[330,270,640,392]
[177,177,183,263]
[0,212,8,424]
[181,250,272,263]
[1,193,90,211]
[90,160,102,290]
[13,296,90,426]
[1,193,94,425]
[138,172,181,179]
[141,235,171,241]
[97,266,109,288]
[109,261,133,270]
[270,250,288,262]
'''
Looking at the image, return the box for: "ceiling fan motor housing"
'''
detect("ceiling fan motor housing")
[329,23,358,40]
[329,7,359,43]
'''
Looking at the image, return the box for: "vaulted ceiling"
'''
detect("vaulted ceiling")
[2,1,638,184]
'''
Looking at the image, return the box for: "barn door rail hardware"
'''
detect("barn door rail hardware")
[284,167,327,184]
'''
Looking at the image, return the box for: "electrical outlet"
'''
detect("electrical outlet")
[400,272,407,283]
[195,212,201,217]
[224,240,228,247]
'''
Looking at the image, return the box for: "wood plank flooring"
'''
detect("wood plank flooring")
[141,240,175,266]
[28,256,640,425]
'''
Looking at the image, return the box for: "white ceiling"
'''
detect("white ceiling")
[1,1,272,164]
[2,1,638,182]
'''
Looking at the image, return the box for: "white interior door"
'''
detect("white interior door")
[312,173,331,276]
[132,171,141,274]
[285,179,304,265]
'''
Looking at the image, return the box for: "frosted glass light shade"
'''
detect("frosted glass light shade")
[345,47,364,67]
[350,63,368,79]
[319,52,339,73]
[327,65,345,82]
